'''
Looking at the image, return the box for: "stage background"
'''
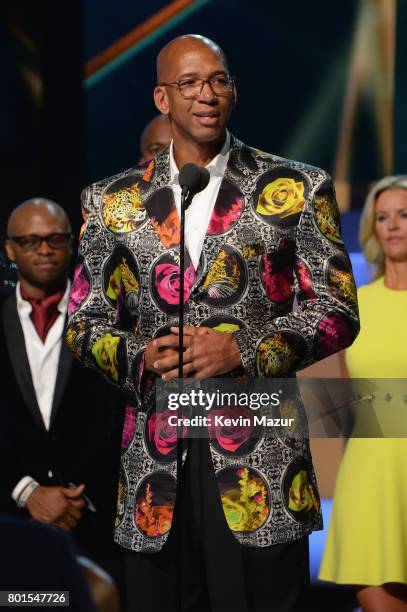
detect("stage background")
[2,0,404,232]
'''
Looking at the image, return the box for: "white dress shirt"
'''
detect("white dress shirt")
[11,281,70,505]
[169,131,231,269]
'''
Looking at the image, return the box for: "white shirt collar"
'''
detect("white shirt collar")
[169,130,231,185]
[16,280,71,317]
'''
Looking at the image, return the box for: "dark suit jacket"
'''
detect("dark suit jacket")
[0,291,124,557]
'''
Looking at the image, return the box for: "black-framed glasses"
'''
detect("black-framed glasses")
[159,74,235,99]
[8,233,73,251]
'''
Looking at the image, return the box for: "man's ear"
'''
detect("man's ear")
[4,239,16,263]
[154,85,169,115]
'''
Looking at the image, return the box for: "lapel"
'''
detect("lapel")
[196,135,248,270]
[144,148,196,286]
[2,293,46,432]
[49,315,73,429]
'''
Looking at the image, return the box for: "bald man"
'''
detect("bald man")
[68,35,359,611]
[0,198,125,591]
[139,113,172,163]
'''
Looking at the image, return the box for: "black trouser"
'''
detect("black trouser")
[126,439,310,612]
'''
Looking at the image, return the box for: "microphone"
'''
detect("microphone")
[178,163,210,207]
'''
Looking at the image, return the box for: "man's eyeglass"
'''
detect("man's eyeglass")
[159,74,235,99]
[8,233,73,251]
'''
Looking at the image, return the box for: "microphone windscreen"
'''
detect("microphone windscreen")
[198,167,210,192]
[179,163,209,197]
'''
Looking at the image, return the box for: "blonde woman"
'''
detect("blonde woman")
[319,176,407,611]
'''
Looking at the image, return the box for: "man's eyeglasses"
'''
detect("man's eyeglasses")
[8,233,73,251]
[159,74,235,99]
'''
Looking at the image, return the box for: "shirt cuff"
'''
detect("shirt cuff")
[12,476,40,508]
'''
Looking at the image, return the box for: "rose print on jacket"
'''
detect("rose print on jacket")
[295,257,317,302]
[257,178,304,218]
[145,409,187,462]
[121,405,136,450]
[68,261,90,315]
[207,193,244,235]
[260,239,295,304]
[254,168,310,227]
[207,406,259,456]
[151,251,200,315]
[314,312,355,359]
[155,262,195,305]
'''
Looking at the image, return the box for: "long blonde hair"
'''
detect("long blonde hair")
[359,175,407,279]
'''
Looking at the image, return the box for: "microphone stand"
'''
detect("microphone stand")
[178,186,189,379]
[173,165,209,609]
[175,186,190,612]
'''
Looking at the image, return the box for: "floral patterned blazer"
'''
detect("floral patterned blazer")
[66,135,359,553]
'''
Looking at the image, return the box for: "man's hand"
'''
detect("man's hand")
[144,334,180,375]
[151,326,242,380]
[25,484,85,530]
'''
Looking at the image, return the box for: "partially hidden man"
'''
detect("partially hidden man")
[67,35,360,611]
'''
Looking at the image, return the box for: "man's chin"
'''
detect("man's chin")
[34,271,59,282]
[191,126,226,144]
[30,272,66,290]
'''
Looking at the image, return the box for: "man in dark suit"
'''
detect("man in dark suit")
[0,198,124,589]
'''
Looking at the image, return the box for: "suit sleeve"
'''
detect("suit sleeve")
[0,430,32,502]
[232,175,360,378]
[66,185,150,403]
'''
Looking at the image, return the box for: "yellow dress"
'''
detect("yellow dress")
[319,277,407,585]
